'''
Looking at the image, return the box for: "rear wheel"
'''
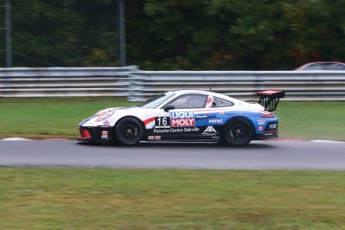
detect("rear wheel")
[222,118,254,146]
[115,117,144,145]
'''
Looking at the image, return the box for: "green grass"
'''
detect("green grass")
[275,101,345,140]
[0,98,344,140]
[0,97,136,139]
[1,168,345,229]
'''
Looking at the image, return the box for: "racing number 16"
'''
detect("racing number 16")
[155,117,170,127]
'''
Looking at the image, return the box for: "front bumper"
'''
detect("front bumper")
[78,126,114,142]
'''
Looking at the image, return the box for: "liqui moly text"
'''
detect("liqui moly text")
[170,111,195,127]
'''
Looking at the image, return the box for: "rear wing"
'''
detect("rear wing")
[257,90,285,112]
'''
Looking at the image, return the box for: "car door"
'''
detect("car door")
[148,94,208,140]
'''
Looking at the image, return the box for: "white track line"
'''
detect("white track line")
[1,137,32,141]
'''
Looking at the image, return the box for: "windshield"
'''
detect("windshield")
[140,93,176,109]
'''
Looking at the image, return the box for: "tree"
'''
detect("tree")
[0,0,344,70]
[0,0,118,67]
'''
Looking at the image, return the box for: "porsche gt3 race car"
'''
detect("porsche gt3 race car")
[78,89,285,146]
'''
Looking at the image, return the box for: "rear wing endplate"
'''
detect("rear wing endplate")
[257,90,285,112]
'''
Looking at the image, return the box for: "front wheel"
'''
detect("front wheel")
[115,117,144,145]
[222,118,254,146]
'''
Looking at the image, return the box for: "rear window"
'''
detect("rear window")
[213,97,234,107]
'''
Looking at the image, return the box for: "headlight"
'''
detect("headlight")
[96,109,115,122]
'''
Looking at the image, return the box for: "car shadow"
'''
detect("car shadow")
[77,141,277,149]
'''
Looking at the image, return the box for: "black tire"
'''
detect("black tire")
[222,117,254,146]
[114,117,144,146]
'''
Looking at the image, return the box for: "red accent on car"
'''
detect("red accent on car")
[257,90,284,95]
[79,129,91,139]
[143,117,155,125]
[260,112,275,118]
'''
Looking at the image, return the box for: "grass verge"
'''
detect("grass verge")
[1,168,345,229]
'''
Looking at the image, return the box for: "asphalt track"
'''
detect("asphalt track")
[0,139,344,169]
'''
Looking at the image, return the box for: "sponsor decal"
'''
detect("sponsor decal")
[103,120,110,125]
[208,119,223,124]
[203,126,217,134]
[154,136,161,141]
[258,126,263,131]
[263,130,276,136]
[153,127,200,134]
[257,120,266,125]
[269,123,277,129]
[95,109,115,122]
[101,130,109,139]
[263,132,275,136]
[183,127,200,132]
[148,136,154,140]
[170,111,195,127]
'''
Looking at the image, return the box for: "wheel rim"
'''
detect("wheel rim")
[119,122,139,141]
[229,123,248,142]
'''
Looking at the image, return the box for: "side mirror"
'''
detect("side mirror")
[164,104,175,112]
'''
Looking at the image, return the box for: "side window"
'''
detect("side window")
[326,64,345,70]
[168,94,207,109]
[304,64,323,70]
[213,97,234,107]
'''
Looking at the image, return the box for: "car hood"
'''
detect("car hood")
[79,106,149,126]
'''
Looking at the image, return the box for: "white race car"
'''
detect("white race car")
[78,89,285,146]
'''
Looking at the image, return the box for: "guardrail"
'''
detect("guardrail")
[1,67,345,101]
[0,66,137,97]
[129,70,345,101]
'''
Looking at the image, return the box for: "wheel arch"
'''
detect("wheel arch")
[114,115,145,130]
[221,115,256,146]
[224,115,256,131]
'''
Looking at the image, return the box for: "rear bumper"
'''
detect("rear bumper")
[254,130,278,140]
[254,121,279,140]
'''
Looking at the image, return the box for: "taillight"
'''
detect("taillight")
[260,112,275,118]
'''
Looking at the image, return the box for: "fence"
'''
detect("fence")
[1,66,345,101]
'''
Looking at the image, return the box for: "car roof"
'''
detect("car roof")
[166,89,241,102]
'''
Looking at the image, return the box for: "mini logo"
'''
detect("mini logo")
[203,126,217,133]
[269,123,277,129]
[257,120,265,125]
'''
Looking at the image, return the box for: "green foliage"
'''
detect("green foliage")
[0,0,344,69]
[0,0,118,67]
[127,0,345,70]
